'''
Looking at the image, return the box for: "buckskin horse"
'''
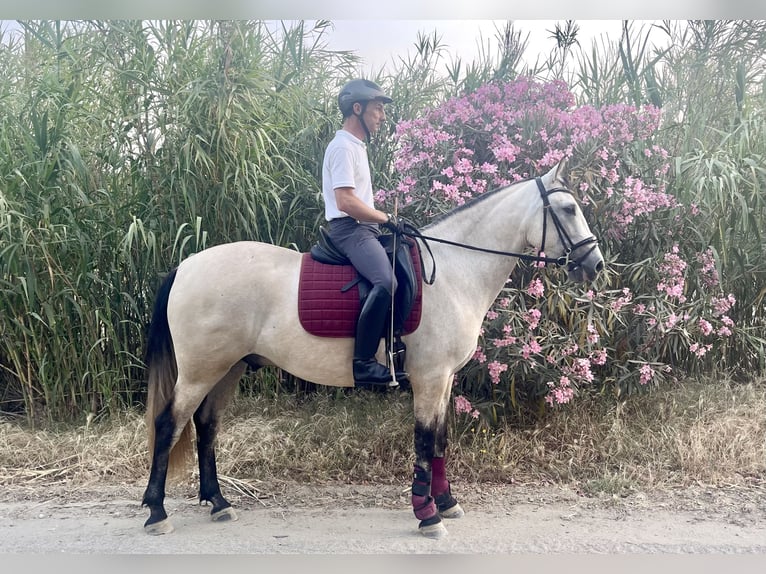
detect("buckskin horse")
[141,160,604,538]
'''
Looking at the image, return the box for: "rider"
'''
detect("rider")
[322,78,404,389]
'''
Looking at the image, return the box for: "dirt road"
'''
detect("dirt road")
[1,481,765,554]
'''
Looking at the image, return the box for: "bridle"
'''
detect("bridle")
[400,177,600,285]
[535,177,600,275]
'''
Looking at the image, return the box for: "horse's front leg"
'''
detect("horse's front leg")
[412,420,447,538]
[431,395,464,520]
[411,376,465,538]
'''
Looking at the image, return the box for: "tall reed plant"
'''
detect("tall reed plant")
[1,19,764,424]
[0,20,354,421]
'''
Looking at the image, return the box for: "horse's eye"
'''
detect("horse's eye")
[565,205,577,216]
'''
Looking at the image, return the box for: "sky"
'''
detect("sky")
[316,20,629,74]
[0,18,638,75]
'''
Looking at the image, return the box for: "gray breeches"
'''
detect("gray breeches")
[328,217,397,295]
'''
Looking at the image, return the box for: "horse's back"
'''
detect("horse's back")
[176,241,301,290]
[166,242,303,364]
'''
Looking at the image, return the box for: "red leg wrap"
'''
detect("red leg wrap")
[412,494,437,520]
[431,456,449,497]
[411,465,437,520]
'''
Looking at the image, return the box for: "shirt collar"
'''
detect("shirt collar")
[337,129,365,147]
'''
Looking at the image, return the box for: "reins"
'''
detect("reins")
[399,177,599,285]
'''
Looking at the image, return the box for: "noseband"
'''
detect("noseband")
[535,177,599,274]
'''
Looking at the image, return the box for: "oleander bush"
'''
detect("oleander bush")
[0,19,764,425]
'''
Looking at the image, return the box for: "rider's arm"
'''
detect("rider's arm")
[334,187,389,224]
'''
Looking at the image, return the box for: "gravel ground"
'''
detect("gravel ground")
[1,480,765,554]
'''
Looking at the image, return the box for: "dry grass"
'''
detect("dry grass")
[0,376,764,495]
[453,376,766,492]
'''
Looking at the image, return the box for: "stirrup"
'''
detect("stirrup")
[353,358,400,389]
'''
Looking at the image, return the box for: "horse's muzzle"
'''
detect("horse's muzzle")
[567,257,604,283]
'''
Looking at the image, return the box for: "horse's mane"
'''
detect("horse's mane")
[422,177,533,230]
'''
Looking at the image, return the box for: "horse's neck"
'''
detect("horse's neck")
[424,183,533,312]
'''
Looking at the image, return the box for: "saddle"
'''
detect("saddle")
[297,227,422,338]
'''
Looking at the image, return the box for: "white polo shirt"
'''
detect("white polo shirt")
[322,129,374,221]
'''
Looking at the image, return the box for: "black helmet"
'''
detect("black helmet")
[337,79,392,117]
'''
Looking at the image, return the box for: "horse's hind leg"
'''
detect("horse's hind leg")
[194,363,245,523]
[143,402,181,535]
[143,365,237,534]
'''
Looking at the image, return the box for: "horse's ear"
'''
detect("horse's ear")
[542,158,570,188]
[553,158,570,187]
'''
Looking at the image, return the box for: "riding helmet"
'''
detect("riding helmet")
[337,79,392,117]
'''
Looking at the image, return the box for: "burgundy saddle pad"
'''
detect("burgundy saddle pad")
[297,245,423,338]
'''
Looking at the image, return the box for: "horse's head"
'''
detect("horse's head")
[528,160,604,283]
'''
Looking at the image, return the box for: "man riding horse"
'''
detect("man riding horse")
[321,79,406,389]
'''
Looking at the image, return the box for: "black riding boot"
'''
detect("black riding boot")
[353,285,399,389]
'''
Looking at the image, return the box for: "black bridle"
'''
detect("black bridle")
[401,177,600,285]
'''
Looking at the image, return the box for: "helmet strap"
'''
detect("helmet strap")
[354,101,371,141]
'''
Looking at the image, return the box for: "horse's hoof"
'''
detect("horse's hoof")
[144,518,174,535]
[419,521,448,539]
[439,502,465,519]
[211,506,238,522]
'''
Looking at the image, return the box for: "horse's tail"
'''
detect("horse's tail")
[144,267,194,478]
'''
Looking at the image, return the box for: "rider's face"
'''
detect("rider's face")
[359,100,387,135]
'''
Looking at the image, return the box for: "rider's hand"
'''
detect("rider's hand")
[382,213,405,234]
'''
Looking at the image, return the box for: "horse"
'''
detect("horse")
[140,159,604,539]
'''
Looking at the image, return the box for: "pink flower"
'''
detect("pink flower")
[522,339,542,359]
[590,348,608,365]
[610,288,633,312]
[690,342,712,357]
[711,294,736,317]
[526,278,545,298]
[698,318,713,336]
[487,360,508,385]
[454,395,479,418]
[657,246,687,302]
[545,376,575,405]
[639,364,654,385]
[696,248,719,288]
[524,309,542,330]
[587,323,599,344]
[564,357,594,383]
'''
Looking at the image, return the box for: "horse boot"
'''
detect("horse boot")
[353,284,399,390]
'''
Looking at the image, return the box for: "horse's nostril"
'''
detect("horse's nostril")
[596,260,604,272]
